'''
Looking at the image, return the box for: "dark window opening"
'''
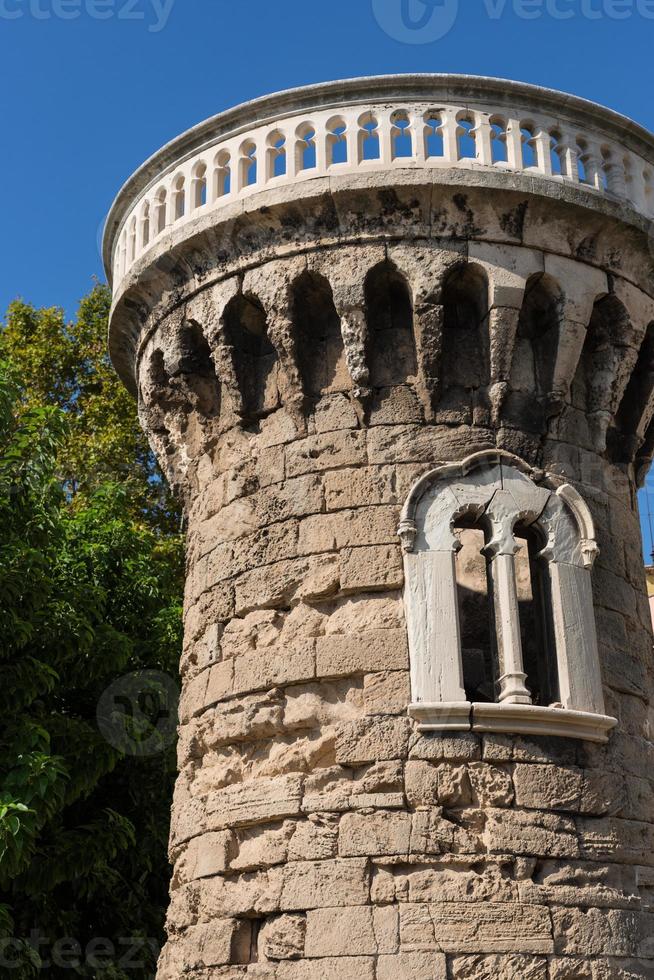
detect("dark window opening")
[455,525,496,703]
[364,261,417,388]
[223,295,279,419]
[515,526,559,707]
[291,272,348,399]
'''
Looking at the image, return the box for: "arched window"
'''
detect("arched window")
[490,116,508,164]
[521,123,537,168]
[391,110,413,159]
[327,116,348,166]
[118,231,127,277]
[570,293,631,449]
[291,271,347,400]
[424,111,444,158]
[644,169,653,214]
[505,273,562,434]
[267,130,287,179]
[155,187,167,234]
[550,131,563,176]
[222,293,280,419]
[240,141,257,189]
[140,201,150,250]
[172,174,185,220]
[358,112,380,162]
[296,122,317,171]
[439,263,490,422]
[364,261,416,389]
[457,113,476,161]
[399,451,616,743]
[577,139,589,183]
[213,150,231,200]
[128,216,137,264]
[192,162,207,209]
[608,321,654,463]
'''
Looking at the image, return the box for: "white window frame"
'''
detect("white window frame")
[398,450,617,743]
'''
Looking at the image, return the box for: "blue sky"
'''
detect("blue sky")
[1,0,654,554]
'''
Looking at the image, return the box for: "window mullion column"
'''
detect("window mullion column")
[484,515,532,705]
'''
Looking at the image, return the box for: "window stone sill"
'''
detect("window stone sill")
[408,702,618,743]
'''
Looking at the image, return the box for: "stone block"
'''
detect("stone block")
[232,823,296,872]
[405,761,439,808]
[399,901,553,954]
[285,430,367,478]
[340,544,404,592]
[552,908,652,957]
[276,957,375,980]
[469,762,515,807]
[513,764,584,813]
[287,816,338,861]
[484,808,579,858]
[339,811,412,857]
[298,506,399,554]
[304,906,377,957]
[259,914,306,961]
[206,775,304,831]
[232,640,316,697]
[363,670,411,715]
[279,858,369,910]
[335,717,411,764]
[324,466,396,509]
[316,630,409,677]
[450,954,548,979]
[178,831,235,881]
[376,951,447,979]
[410,733,481,762]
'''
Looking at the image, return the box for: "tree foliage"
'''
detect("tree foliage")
[0,287,184,978]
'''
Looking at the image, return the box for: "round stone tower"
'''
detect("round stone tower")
[104,76,654,979]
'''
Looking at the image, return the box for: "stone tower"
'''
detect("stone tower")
[104,76,654,978]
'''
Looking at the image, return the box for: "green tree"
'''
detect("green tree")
[1,284,178,532]
[0,287,184,978]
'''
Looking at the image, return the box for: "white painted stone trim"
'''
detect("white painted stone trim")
[104,75,654,296]
[400,450,617,742]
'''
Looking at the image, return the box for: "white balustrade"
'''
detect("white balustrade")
[107,84,654,291]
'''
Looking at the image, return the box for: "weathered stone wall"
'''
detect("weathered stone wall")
[121,179,654,979]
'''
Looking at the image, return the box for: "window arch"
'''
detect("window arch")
[213,150,231,200]
[490,116,508,164]
[456,112,476,161]
[128,216,137,264]
[267,130,287,179]
[358,112,380,162]
[391,109,413,159]
[140,201,150,250]
[222,293,280,419]
[154,187,167,234]
[424,111,444,158]
[240,140,257,189]
[364,260,416,388]
[172,174,185,220]
[399,450,616,743]
[296,122,317,172]
[327,116,348,166]
[521,123,537,169]
[192,162,207,209]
